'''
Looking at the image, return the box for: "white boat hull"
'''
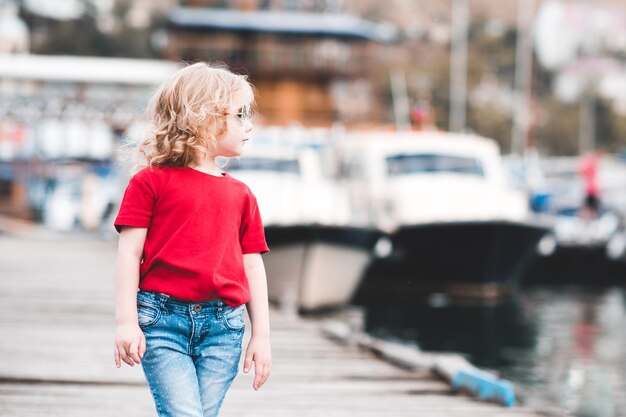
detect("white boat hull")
[263,226,380,311]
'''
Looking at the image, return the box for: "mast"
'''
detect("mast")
[511,0,535,155]
[449,0,469,133]
[390,69,411,131]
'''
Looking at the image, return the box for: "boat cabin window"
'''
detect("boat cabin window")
[225,157,300,174]
[386,154,484,177]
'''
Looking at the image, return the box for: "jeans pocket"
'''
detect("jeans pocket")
[221,305,245,331]
[137,303,161,329]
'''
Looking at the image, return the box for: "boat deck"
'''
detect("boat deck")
[0,217,545,416]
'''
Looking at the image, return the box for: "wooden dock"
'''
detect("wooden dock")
[0,217,546,417]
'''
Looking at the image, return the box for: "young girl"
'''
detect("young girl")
[113,62,271,417]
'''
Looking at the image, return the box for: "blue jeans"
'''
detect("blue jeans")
[137,290,245,417]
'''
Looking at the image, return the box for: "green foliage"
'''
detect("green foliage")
[20,2,155,58]
[614,113,626,153]
[468,104,513,152]
[535,99,579,155]
[593,98,626,152]
[400,18,624,156]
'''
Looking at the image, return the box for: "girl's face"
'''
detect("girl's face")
[214,93,254,158]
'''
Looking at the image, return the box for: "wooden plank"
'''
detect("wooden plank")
[0,220,546,417]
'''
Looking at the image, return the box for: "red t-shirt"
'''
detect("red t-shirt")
[114,166,269,306]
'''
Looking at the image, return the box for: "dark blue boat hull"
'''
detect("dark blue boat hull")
[362,221,549,292]
[264,225,382,250]
[521,244,626,286]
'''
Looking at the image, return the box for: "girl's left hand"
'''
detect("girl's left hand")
[243,335,271,390]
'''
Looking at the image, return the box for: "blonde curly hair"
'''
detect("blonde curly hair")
[133,62,253,169]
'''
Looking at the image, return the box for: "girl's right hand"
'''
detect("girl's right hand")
[114,323,146,368]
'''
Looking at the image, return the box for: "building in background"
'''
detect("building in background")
[161,1,398,126]
[0,0,179,225]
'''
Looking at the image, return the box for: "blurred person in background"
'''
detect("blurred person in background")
[579,146,605,219]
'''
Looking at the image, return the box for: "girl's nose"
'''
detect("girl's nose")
[244,120,254,132]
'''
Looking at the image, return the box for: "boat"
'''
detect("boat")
[522,210,626,286]
[262,224,381,311]
[337,130,549,293]
[226,128,381,312]
[519,156,626,285]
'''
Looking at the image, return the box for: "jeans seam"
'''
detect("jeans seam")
[188,310,195,356]
[149,380,166,416]
[137,305,161,329]
[220,306,245,331]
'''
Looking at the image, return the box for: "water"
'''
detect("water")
[356,286,626,417]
